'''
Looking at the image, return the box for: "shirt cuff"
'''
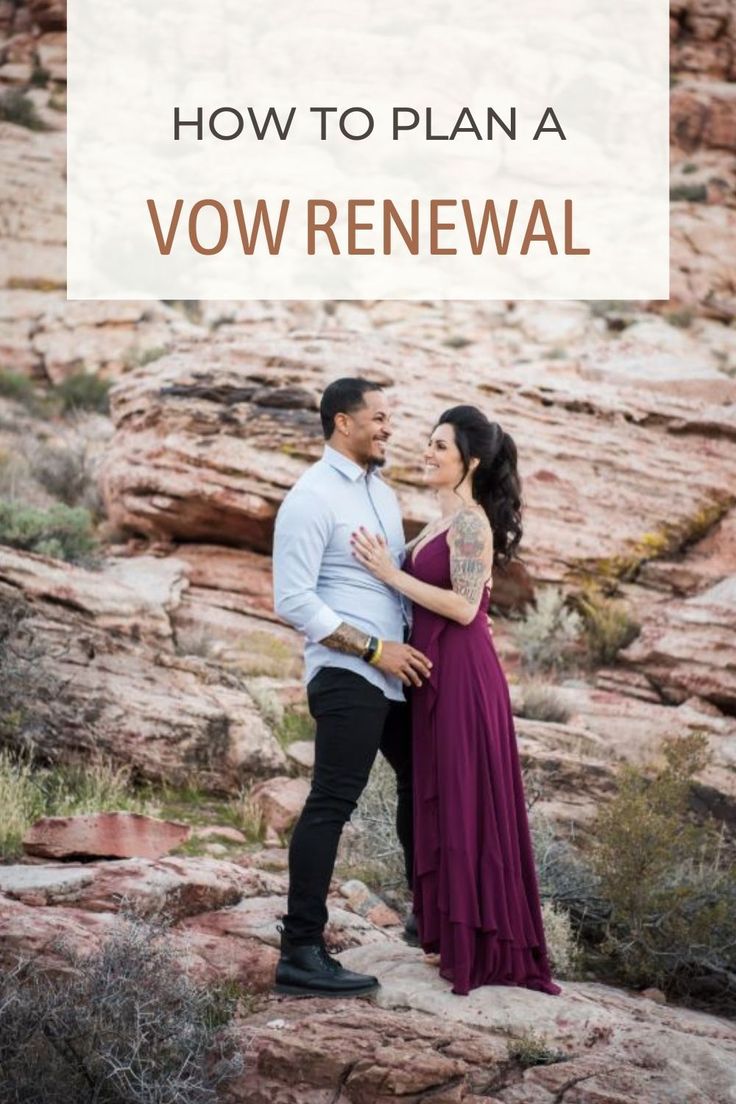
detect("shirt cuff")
[303,606,343,644]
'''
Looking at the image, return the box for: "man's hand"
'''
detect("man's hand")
[374,642,432,687]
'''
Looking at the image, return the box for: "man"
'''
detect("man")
[272,377,431,997]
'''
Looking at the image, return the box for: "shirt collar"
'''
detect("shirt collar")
[323,444,369,483]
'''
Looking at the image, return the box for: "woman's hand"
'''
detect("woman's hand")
[350,527,399,585]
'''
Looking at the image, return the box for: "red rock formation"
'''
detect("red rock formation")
[22,812,192,860]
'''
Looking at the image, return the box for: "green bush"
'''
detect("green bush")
[0,917,243,1103]
[0,500,96,562]
[590,732,736,1014]
[0,89,49,131]
[0,369,40,410]
[54,372,112,414]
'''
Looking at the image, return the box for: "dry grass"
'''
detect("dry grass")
[574,585,640,665]
[516,682,571,724]
[0,748,147,859]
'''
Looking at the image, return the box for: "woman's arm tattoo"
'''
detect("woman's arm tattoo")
[449,510,492,607]
[320,622,370,656]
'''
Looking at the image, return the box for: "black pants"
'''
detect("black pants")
[283,667,413,945]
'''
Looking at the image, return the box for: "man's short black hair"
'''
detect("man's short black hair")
[319,377,384,439]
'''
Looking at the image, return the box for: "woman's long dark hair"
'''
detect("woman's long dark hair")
[437,405,522,566]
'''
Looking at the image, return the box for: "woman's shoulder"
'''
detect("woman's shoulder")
[448,506,493,546]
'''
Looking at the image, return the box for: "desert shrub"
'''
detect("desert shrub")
[512,587,583,674]
[506,1029,567,1069]
[0,748,146,859]
[590,731,736,1014]
[664,308,695,328]
[127,346,168,368]
[670,183,707,203]
[573,585,640,665]
[540,900,583,979]
[29,63,50,88]
[53,372,112,414]
[28,440,105,517]
[516,681,570,724]
[338,754,407,899]
[0,500,96,561]
[0,89,48,131]
[0,916,243,1104]
[0,369,40,410]
[530,813,607,942]
[0,449,33,500]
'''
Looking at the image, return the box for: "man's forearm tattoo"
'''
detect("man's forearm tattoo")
[320,621,370,656]
[450,509,491,606]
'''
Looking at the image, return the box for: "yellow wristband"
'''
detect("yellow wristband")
[369,639,383,666]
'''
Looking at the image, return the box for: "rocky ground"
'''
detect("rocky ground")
[1,1,736,1101]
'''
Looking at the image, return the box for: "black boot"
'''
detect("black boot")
[274,930,379,997]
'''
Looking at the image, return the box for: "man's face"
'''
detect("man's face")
[338,389,393,467]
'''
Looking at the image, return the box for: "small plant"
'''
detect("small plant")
[670,183,707,203]
[443,335,473,349]
[127,346,168,369]
[29,440,105,516]
[516,681,570,724]
[574,585,639,666]
[0,369,41,411]
[0,89,49,131]
[664,308,695,329]
[0,500,96,562]
[540,899,583,978]
[276,708,315,749]
[506,1029,567,1068]
[29,62,51,88]
[53,372,112,414]
[0,916,243,1103]
[512,588,583,674]
[229,785,265,844]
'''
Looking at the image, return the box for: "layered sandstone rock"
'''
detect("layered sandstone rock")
[621,574,736,711]
[100,332,736,588]
[0,546,287,790]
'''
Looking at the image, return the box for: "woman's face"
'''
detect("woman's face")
[422,422,466,489]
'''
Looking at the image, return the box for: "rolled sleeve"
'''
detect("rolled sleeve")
[273,489,342,642]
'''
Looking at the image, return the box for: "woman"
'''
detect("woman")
[351,405,561,997]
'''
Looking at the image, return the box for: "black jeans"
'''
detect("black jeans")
[283,667,413,945]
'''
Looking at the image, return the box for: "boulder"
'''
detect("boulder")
[250,776,310,834]
[22,812,191,861]
[621,575,736,711]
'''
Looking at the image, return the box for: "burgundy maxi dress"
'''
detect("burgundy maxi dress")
[407,530,562,997]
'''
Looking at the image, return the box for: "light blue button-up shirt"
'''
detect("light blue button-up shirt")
[273,445,409,702]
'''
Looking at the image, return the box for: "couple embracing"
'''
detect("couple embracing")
[272,377,561,999]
